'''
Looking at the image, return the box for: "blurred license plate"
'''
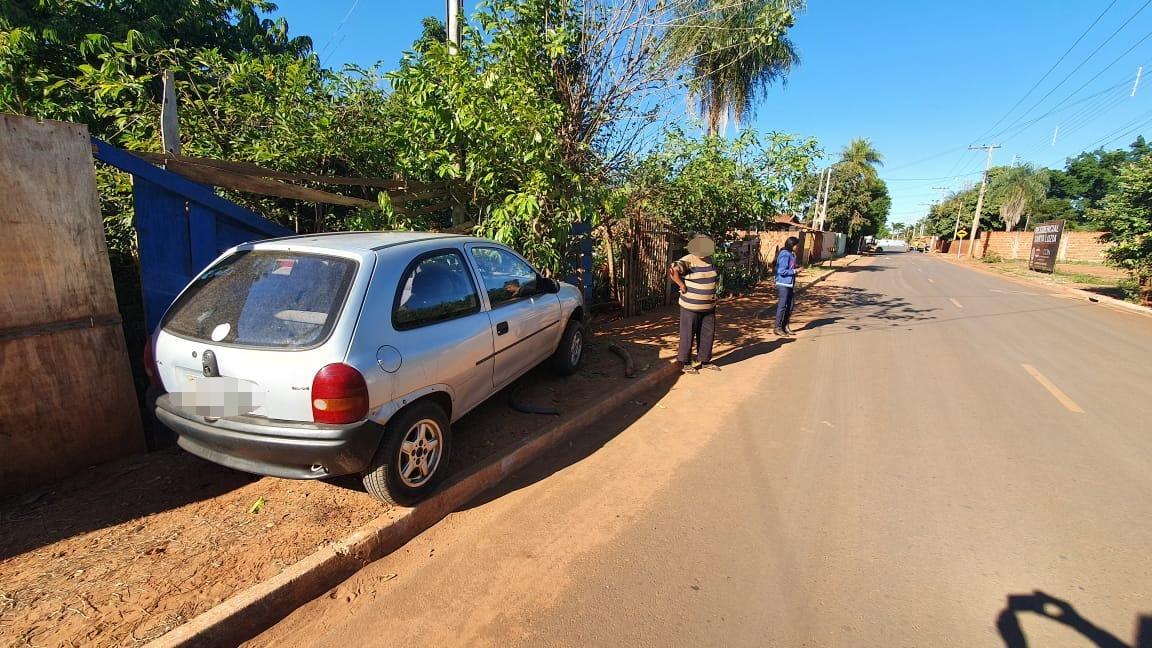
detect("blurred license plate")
[172,374,265,417]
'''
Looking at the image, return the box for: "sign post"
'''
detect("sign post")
[1029,219,1065,273]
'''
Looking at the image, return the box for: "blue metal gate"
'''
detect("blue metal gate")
[92,139,292,333]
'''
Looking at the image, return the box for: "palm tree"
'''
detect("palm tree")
[829,138,885,237]
[993,164,1049,231]
[663,1,804,136]
[840,138,884,175]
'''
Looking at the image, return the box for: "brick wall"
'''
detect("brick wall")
[938,230,1110,262]
[1058,231,1108,262]
[756,231,795,269]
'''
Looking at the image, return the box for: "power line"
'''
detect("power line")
[319,0,363,63]
[884,171,984,182]
[1014,29,1152,137]
[987,0,1152,140]
[975,0,1120,141]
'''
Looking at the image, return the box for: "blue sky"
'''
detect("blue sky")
[272,0,1152,227]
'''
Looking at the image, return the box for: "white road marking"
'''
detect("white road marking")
[990,289,1039,296]
[949,298,963,308]
[1022,364,1085,414]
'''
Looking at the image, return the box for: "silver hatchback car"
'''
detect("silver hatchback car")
[149,232,585,505]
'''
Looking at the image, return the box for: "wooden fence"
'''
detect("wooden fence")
[619,215,677,317]
[613,222,832,317]
[1,115,143,494]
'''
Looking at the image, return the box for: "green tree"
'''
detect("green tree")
[1046,137,1151,227]
[628,126,819,240]
[1098,155,1152,304]
[990,164,1049,231]
[384,0,588,274]
[802,138,889,240]
[662,0,803,135]
[1,0,311,124]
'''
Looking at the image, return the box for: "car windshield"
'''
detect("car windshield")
[162,250,357,348]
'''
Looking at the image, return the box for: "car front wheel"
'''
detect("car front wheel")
[362,401,452,506]
[551,319,584,376]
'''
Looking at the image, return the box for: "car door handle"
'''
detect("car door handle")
[496,321,509,335]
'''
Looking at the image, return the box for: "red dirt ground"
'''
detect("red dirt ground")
[0,283,799,647]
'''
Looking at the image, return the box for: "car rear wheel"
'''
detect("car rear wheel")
[362,401,451,506]
[551,319,584,376]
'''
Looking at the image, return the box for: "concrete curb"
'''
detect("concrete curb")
[149,359,682,648]
[931,254,1152,319]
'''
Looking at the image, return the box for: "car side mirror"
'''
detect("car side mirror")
[538,276,561,294]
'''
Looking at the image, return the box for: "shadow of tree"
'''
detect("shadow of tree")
[799,285,940,328]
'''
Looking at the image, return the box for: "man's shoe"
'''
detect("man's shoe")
[701,363,721,372]
[681,364,699,375]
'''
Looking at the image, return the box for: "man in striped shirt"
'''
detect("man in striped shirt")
[669,235,720,374]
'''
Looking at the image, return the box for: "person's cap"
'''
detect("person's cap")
[687,235,715,257]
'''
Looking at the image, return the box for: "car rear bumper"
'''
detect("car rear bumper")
[155,394,382,479]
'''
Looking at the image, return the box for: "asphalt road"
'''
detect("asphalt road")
[251,253,1152,648]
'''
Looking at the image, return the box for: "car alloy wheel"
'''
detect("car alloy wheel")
[569,328,584,367]
[397,418,443,488]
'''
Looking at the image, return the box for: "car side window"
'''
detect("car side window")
[393,251,481,330]
[470,247,538,307]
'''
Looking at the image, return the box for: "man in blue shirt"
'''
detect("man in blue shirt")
[774,236,801,336]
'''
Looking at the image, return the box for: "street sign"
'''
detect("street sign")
[1029,219,1065,273]
[956,229,968,239]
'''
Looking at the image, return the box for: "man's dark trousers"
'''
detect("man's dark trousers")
[775,285,795,331]
[678,308,715,364]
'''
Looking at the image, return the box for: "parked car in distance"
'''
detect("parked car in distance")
[872,239,910,253]
[148,232,585,505]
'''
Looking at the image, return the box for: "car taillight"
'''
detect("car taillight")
[144,339,162,390]
[311,363,369,424]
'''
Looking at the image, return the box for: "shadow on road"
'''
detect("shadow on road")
[801,316,843,331]
[997,591,1152,648]
[713,337,795,366]
[826,264,889,273]
[460,373,678,511]
[800,285,940,326]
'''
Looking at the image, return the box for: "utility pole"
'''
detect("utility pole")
[810,168,826,227]
[818,167,833,230]
[447,0,465,225]
[917,202,933,241]
[446,0,462,54]
[929,186,948,244]
[952,202,965,258]
[968,144,1000,259]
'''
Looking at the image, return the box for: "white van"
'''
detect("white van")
[873,239,909,253]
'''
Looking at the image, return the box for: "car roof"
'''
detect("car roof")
[249,231,492,254]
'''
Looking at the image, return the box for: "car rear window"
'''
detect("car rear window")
[162,250,357,349]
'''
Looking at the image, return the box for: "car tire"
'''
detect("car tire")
[551,319,584,376]
[361,401,451,506]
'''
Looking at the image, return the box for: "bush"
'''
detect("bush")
[982,251,1004,264]
[1118,277,1151,304]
